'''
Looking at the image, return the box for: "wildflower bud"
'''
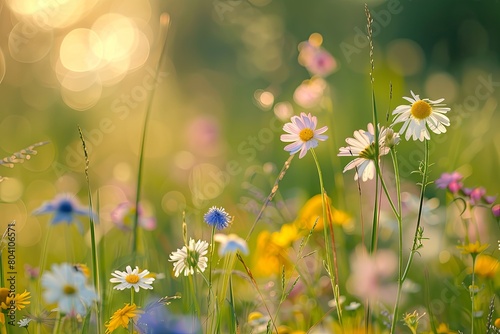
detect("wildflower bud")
[384,128,399,148]
[492,204,500,220]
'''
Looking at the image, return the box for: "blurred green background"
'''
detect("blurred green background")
[0,0,499,330]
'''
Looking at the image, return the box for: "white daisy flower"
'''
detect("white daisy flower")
[391,90,450,141]
[169,239,209,277]
[280,112,328,159]
[338,123,398,181]
[110,266,155,292]
[41,263,97,315]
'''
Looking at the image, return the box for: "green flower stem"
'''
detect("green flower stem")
[52,312,62,334]
[207,226,216,332]
[402,139,430,282]
[389,149,403,334]
[310,149,343,329]
[188,274,201,320]
[129,289,135,333]
[470,256,476,334]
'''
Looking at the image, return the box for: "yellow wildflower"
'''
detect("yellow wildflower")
[5,290,31,311]
[253,224,300,277]
[294,194,350,231]
[457,241,489,256]
[105,303,142,334]
[436,323,456,333]
[473,254,499,278]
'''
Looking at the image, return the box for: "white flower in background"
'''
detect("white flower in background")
[41,263,97,315]
[392,90,450,141]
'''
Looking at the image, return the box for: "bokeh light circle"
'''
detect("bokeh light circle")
[60,28,103,72]
[61,78,103,111]
[386,39,425,76]
[424,72,458,104]
[8,21,53,63]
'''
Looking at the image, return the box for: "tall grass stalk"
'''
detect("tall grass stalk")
[132,14,171,257]
[78,126,101,334]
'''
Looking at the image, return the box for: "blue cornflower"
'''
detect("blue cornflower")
[214,233,249,256]
[33,194,93,231]
[203,206,232,230]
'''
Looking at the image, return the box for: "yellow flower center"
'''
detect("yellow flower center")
[125,274,140,284]
[299,128,314,142]
[410,100,432,120]
[63,285,76,295]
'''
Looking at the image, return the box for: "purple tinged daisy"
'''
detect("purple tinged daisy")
[203,206,232,230]
[280,112,328,159]
[392,91,450,141]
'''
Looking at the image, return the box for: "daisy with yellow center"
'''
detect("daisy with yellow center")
[392,91,450,141]
[280,112,328,159]
[105,303,143,333]
[110,266,155,292]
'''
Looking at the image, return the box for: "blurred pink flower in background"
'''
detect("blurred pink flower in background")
[348,247,398,305]
[293,77,327,109]
[436,172,463,193]
[492,204,500,218]
[298,33,337,78]
[111,202,156,231]
[186,116,222,157]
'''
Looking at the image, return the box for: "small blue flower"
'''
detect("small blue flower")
[214,233,249,256]
[33,194,94,231]
[203,206,232,230]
